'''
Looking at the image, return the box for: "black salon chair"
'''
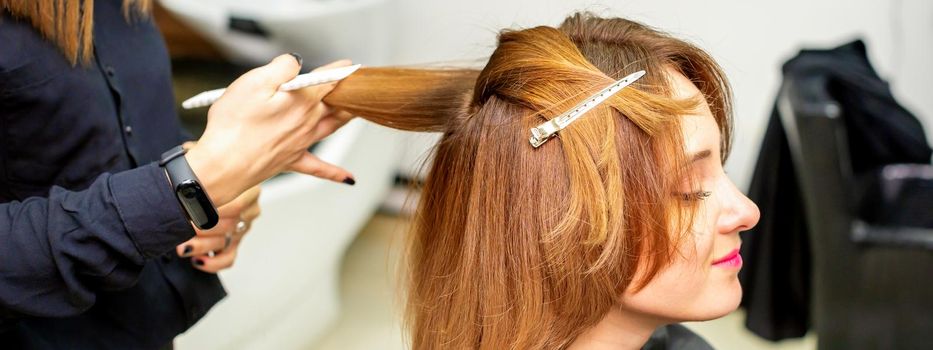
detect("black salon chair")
[778,74,933,349]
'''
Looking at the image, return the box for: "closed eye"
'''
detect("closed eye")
[677,190,711,201]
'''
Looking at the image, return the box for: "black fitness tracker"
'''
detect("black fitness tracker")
[159,145,219,230]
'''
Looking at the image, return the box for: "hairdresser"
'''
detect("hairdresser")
[0,0,354,348]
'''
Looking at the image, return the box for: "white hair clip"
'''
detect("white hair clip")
[529,70,646,148]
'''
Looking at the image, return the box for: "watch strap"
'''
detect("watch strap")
[159,145,187,167]
[159,145,219,230]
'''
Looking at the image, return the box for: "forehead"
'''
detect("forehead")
[665,68,720,154]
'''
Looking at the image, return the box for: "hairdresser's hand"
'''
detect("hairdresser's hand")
[297,96,357,183]
[186,55,356,207]
[175,184,261,273]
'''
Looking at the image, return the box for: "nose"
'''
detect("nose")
[717,181,761,235]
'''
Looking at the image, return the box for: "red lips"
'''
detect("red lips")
[711,248,742,268]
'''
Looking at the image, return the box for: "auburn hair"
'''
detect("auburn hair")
[0,0,151,65]
[325,13,732,349]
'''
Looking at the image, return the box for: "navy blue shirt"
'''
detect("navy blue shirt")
[0,1,225,348]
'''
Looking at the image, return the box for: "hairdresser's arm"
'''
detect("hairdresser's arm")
[0,56,354,320]
[0,165,194,319]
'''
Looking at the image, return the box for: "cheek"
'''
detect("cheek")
[689,200,718,262]
[620,254,715,323]
[681,198,744,318]
[619,201,740,322]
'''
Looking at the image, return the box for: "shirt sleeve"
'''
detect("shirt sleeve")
[0,163,195,319]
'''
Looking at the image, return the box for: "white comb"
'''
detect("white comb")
[181,64,362,110]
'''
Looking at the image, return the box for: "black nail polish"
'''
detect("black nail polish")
[288,52,303,67]
[182,245,193,256]
[342,177,356,186]
[193,259,205,266]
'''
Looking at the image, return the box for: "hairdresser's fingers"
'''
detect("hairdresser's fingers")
[192,243,239,273]
[288,152,355,185]
[240,199,261,223]
[176,235,228,258]
[312,59,352,73]
[217,184,260,218]
[294,60,353,103]
[300,102,330,130]
[194,217,237,238]
[309,110,355,142]
[329,109,355,122]
[227,54,302,98]
[176,238,197,257]
[227,200,259,241]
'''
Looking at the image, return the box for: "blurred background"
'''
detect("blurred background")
[151,1,932,349]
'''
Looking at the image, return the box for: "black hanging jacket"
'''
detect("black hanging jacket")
[738,40,932,341]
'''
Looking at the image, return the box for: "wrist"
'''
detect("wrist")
[185,144,240,206]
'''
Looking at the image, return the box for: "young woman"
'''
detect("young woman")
[324,13,760,349]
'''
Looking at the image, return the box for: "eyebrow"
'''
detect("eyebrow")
[689,149,712,164]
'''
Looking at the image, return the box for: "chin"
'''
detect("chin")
[689,280,744,321]
[709,279,744,319]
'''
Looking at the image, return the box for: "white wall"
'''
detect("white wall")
[383,0,933,190]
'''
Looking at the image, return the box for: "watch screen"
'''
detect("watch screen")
[176,180,220,230]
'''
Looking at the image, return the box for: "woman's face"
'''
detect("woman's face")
[619,70,760,323]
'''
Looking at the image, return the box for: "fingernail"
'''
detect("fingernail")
[181,245,193,257]
[288,52,303,67]
[342,177,356,186]
[193,259,205,266]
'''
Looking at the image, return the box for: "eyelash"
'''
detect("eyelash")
[678,190,712,201]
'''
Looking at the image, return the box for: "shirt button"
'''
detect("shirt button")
[124,125,133,135]
[105,66,115,77]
